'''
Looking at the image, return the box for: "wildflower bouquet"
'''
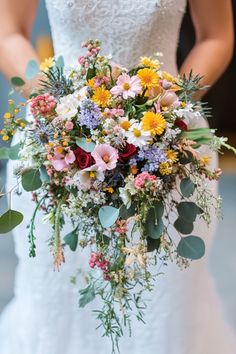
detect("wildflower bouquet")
[0,39,235,351]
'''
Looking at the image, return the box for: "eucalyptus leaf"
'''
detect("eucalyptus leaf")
[119,203,136,220]
[98,206,119,228]
[39,166,50,183]
[25,60,39,80]
[174,217,194,235]
[8,143,21,160]
[56,56,65,70]
[145,208,165,239]
[63,229,78,251]
[11,77,25,87]
[0,147,9,160]
[146,237,161,252]
[154,200,164,219]
[177,235,205,260]
[0,210,24,234]
[21,168,42,192]
[180,178,195,198]
[79,284,96,308]
[177,202,202,222]
[76,138,96,153]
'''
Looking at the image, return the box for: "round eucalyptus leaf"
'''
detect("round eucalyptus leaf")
[76,138,96,153]
[174,217,194,235]
[154,200,164,218]
[98,206,119,228]
[145,218,165,240]
[119,203,136,220]
[177,202,200,222]
[8,143,21,160]
[180,178,195,198]
[0,147,9,160]
[63,230,78,251]
[21,168,42,192]
[11,77,25,87]
[177,235,205,260]
[0,210,24,234]
[146,237,161,253]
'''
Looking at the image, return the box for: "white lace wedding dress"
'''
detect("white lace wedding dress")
[1,1,236,353]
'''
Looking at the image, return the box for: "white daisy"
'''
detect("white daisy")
[125,122,152,147]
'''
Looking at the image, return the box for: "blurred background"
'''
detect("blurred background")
[0,0,236,332]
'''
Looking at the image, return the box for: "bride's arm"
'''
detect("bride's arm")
[0,0,40,97]
[180,0,234,98]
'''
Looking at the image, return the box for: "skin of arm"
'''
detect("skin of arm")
[0,0,39,98]
[180,0,234,99]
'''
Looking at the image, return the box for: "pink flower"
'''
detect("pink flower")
[89,252,109,272]
[110,74,142,99]
[159,90,180,108]
[134,172,157,189]
[30,93,56,118]
[91,144,118,171]
[65,121,74,131]
[50,148,76,171]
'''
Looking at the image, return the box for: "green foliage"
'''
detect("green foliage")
[174,217,194,235]
[39,166,50,183]
[86,67,96,81]
[144,205,165,239]
[146,237,161,252]
[63,229,78,251]
[11,77,25,87]
[0,147,9,160]
[0,210,23,234]
[119,203,136,220]
[21,168,42,191]
[0,143,21,161]
[177,202,202,222]
[76,138,96,152]
[177,235,205,260]
[180,178,195,198]
[79,284,96,308]
[56,56,65,70]
[98,206,119,228]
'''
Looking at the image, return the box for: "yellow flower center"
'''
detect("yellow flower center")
[89,171,96,178]
[120,120,131,131]
[123,82,130,91]
[133,128,141,137]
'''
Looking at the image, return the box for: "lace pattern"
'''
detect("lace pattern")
[45,0,186,73]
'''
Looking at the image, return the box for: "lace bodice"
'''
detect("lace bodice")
[45,0,186,74]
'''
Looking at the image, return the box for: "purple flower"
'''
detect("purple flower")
[138,146,167,172]
[79,99,101,129]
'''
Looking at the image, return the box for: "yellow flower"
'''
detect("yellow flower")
[40,57,54,72]
[200,155,211,166]
[3,112,11,119]
[92,87,111,107]
[2,135,9,141]
[141,112,166,136]
[159,162,172,175]
[162,71,176,83]
[87,78,95,88]
[166,149,178,163]
[137,68,159,88]
[120,120,131,131]
[139,57,160,69]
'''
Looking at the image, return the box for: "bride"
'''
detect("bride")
[0,1,235,353]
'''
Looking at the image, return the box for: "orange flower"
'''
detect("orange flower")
[141,112,166,135]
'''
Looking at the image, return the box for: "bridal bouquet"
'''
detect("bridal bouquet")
[1,39,235,352]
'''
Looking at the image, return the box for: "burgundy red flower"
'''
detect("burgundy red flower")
[73,146,94,169]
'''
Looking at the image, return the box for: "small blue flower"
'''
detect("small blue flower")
[138,145,167,172]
